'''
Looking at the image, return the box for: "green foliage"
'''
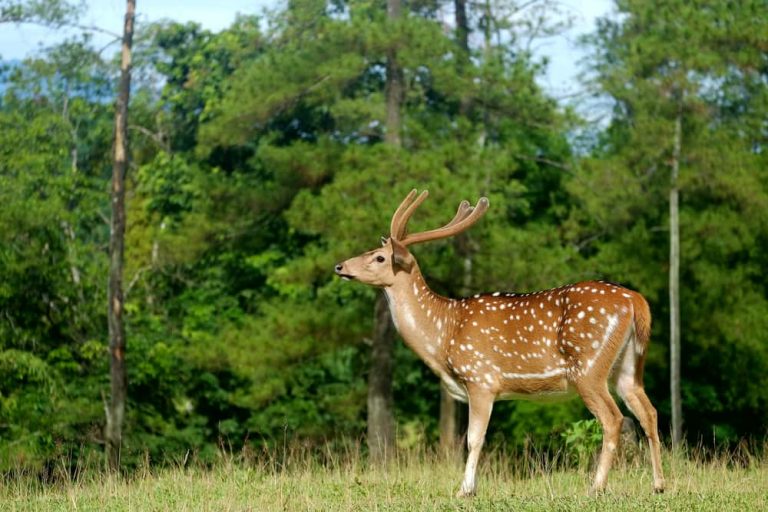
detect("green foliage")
[561,419,603,468]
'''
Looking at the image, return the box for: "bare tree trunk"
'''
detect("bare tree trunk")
[439,383,461,454]
[105,0,135,472]
[669,105,683,449]
[440,236,473,453]
[439,1,480,452]
[384,0,403,146]
[455,0,469,55]
[369,294,396,462]
[454,0,473,129]
[367,0,402,463]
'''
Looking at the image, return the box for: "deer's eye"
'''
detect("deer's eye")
[376,255,386,263]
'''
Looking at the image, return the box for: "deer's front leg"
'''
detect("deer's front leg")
[457,388,494,498]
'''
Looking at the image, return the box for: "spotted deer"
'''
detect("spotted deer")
[334,190,665,497]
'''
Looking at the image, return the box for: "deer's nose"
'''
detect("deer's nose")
[334,263,344,274]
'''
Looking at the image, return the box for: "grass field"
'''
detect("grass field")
[2,445,767,511]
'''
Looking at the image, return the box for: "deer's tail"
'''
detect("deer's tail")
[630,291,652,383]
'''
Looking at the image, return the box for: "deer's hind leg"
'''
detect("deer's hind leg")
[614,337,665,493]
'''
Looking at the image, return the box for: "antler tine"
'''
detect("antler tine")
[401,197,489,247]
[389,189,418,239]
[446,200,473,228]
[393,190,429,240]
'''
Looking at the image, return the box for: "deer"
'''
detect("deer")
[334,189,665,498]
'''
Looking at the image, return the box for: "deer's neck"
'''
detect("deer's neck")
[384,267,456,375]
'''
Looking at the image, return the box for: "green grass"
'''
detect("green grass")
[2,446,767,511]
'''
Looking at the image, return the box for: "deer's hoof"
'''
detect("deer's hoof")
[589,486,606,497]
[456,487,476,498]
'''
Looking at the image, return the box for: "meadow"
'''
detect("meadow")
[3,444,766,512]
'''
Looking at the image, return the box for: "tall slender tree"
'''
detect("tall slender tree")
[669,100,682,447]
[367,0,404,463]
[105,0,135,471]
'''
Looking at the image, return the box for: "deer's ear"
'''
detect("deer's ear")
[390,238,414,273]
[381,236,388,246]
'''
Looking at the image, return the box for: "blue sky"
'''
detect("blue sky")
[0,0,612,99]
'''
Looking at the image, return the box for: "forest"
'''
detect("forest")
[1,0,767,477]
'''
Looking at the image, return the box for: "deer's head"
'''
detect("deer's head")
[334,190,489,287]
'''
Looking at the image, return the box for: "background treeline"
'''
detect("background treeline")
[1,0,767,472]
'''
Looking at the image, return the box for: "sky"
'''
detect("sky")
[0,0,612,99]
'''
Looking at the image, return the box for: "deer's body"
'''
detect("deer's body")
[336,190,665,497]
[387,270,646,404]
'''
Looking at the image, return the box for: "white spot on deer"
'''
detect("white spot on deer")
[622,293,631,298]
[492,292,500,297]
[472,321,478,326]
[590,317,597,324]
[592,341,600,349]
[577,311,585,319]
[427,345,436,355]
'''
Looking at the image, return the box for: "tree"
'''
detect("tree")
[105,0,135,471]
[366,0,404,464]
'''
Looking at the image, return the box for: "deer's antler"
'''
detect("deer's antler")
[389,189,489,246]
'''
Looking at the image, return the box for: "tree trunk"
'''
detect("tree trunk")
[105,0,135,472]
[367,0,402,463]
[384,0,403,146]
[439,1,480,452]
[440,235,473,453]
[454,0,469,55]
[669,106,683,449]
[368,294,396,462]
[439,383,461,454]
